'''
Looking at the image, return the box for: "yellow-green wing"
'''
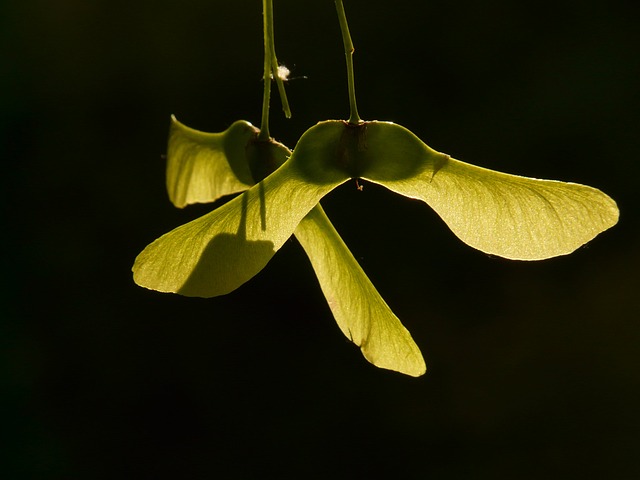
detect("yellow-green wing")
[360,122,619,260]
[167,116,257,207]
[295,205,426,376]
[134,122,351,297]
[134,162,346,297]
[161,118,424,374]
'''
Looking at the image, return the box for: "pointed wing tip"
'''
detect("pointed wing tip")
[364,350,427,377]
[403,365,427,377]
[404,358,427,377]
[383,362,427,377]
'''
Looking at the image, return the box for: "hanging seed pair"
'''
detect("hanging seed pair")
[133,1,618,376]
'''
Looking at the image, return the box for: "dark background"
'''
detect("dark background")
[3,1,639,478]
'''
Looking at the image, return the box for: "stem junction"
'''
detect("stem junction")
[259,0,291,141]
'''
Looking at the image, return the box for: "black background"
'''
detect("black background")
[3,1,639,478]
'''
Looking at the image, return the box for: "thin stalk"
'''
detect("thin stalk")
[335,0,362,124]
[268,7,291,120]
[259,0,291,141]
[271,50,292,118]
[259,0,273,140]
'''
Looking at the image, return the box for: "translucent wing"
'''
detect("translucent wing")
[360,122,619,260]
[295,205,425,376]
[134,159,346,297]
[167,116,257,207]
[134,122,351,297]
[139,119,425,375]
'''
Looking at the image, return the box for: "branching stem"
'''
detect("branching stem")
[335,0,362,124]
[259,0,273,140]
[259,0,290,141]
[270,50,291,120]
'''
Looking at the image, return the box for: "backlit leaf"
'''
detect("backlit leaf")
[134,122,350,297]
[358,122,619,260]
[296,205,426,376]
[157,118,426,374]
[167,116,257,207]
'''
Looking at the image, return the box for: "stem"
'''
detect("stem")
[271,51,291,119]
[259,0,291,141]
[335,0,362,124]
[268,9,291,121]
[259,0,273,141]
